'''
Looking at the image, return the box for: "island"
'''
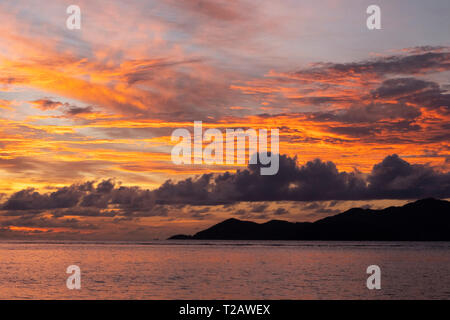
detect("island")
[169,198,450,241]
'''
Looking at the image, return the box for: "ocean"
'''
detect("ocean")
[0,240,449,299]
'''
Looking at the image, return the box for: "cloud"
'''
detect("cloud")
[166,0,246,21]
[65,106,94,116]
[367,154,450,199]
[250,203,269,213]
[372,78,437,99]
[311,102,421,124]
[372,78,450,112]
[229,47,449,147]
[2,181,94,211]
[273,207,287,215]
[1,179,156,216]
[154,174,215,205]
[0,216,98,230]
[30,99,98,118]
[153,153,450,202]
[290,50,450,81]
[31,99,64,110]
[1,154,448,218]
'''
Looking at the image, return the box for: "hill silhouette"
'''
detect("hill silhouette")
[169,198,450,241]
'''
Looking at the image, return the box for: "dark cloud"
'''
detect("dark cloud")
[233,208,268,220]
[0,216,98,230]
[302,201,343,216]
[367,154,450,199]
[31,98,99,118]
[328,125,381,136]
[31,99,64,110]
[312,102,421,124]
[154,174,214,205]
[372,78,436,99]
[273,207,287,215]
[188,207,213,220]
[253,48,450,144]
[293,50,450,80]
[300,76,450,141]
[65,106,94,115]
[1,155,449,217]
[250,203,269,213]
[290,96,350,106]
[1,180,156,217]
[2,188,49,211]
[403,46,448,54]
[308,76,449,127]
[372,78,450,112]
[123,58,203,85]
[156,153,449,202]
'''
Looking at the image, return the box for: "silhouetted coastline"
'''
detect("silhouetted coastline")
[169,198,450,241]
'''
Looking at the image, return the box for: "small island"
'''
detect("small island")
[169,198,450,241]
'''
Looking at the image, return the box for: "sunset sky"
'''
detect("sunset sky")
[0,0,449,239]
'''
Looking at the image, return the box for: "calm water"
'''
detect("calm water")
[0,241,449,299]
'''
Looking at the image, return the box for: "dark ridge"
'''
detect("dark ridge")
[168,198,450,241]
[169,234,193,240]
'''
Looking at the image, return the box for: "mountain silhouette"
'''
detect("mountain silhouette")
[169,198,450,241]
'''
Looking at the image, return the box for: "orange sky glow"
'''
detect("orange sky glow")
[0,0,449,239]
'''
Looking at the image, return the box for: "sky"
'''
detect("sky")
[0,0,449,239]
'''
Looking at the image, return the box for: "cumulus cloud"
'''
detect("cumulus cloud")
[1,154,449,218]
[207,154,449,201]
[1,179,156,216]
[367,154,450,199]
